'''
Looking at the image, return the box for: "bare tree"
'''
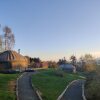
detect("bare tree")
[0,24,4,52]
[70,55,77,73]
[0,35,3,52]
[82,54,96,72]
[70,55,77,66]
[3,26,15,50]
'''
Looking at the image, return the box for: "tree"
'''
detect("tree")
[70,55,77,66]
[58,57,67,65]
[85,60,100,100]
[70,55,77,73]
[3,26,15,50]
[48,61,57,68]
[33,57,41,63]
[0,25,4,52]
[29,57,42,68]
[79,56,85,71]
[0,35,3,52]
[81,54,96,72]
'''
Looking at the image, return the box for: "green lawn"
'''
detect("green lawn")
[0,73,19,100]
[32,69,82,100]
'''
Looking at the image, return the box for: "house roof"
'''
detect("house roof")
[0,50,27,62]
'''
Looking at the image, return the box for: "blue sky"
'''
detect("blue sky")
[0,0,100,61]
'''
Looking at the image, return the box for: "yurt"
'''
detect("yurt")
[0,50,29,71]
[59,63,75,72]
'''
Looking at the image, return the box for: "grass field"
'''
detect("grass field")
[32,69,82,100]
[0,73,19,100]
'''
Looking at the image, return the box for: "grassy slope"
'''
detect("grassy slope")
[0,74,19,100]
[32,69,82,100]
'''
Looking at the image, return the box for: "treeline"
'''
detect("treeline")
[28,54,100,99]
[28,54,97,72]
[28,57,57,68]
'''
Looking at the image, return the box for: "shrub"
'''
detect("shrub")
[54,70,64,77]
[85,66,100,100]
[83,63,96,72]
[85,81,100,100]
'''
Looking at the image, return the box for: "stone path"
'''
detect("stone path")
[17,72,39,100]
[61,80,85,100]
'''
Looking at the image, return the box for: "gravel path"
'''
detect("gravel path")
[61,80,85,100]
[18,72,39,100]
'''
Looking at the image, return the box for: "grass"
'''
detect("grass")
[32,68,82,100]
[0,73,19,100]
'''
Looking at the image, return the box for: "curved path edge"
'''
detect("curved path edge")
[82,83,87,100]
[57,80,79,100]
[30,76,43,100]
[16,73,25,100]
[16,72,40,100]
[57,79,86,100]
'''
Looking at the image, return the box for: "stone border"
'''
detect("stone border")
[16,72,42,100]
[16,72,26,100]
[16,77,19,100]
[57,79,79,100]
[16,73,87,100]
[79,76,86,79]
[82,83,87,100]
[30,76,43,100]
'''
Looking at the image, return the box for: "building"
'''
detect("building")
[59,63,76,73]
[41,61,48,68]
[0,50,29,71]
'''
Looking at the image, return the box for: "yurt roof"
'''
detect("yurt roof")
[59,64,74,69]
[0,50,27,62]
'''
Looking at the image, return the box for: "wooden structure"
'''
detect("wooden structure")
[0,50,29,71]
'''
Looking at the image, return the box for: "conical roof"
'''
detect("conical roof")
[0,50,27,62]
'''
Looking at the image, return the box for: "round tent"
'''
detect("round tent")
[0,50,29,71]
[59,63,75,73]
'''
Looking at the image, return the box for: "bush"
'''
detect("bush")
[85,81,100,100]
[0,70,17,74]
[83,63,96,72]
[85,66,100,100]
[54,70,64,77]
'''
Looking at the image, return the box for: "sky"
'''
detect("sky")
[0,0,100,61]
